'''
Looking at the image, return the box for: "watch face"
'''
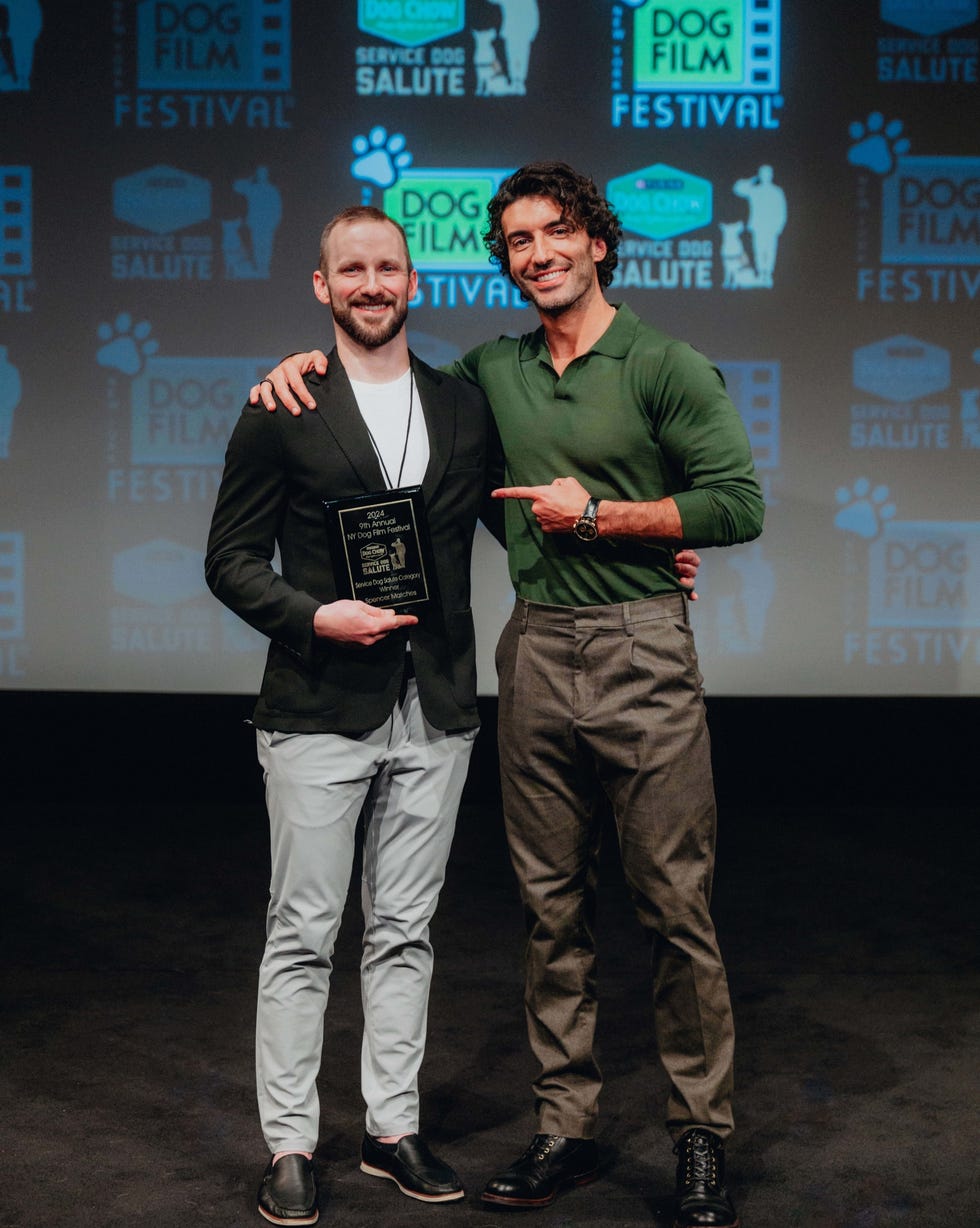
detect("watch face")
[574,519,598,542]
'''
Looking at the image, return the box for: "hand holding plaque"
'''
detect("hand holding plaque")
[323,486,439,617]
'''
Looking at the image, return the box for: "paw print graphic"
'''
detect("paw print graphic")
[351,127,413,191]
[834,478,896,540]
[847,113,911,176]
[96,314,159,376]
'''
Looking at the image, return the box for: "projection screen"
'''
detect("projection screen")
[1,1,978,696]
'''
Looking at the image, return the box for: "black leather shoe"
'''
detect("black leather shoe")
[673,1129,739,1228]
[481,1133,598,1208]
[257,1153,318,1225]
[360,1133,464,1202]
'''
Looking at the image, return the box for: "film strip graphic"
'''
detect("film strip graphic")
[745,0,780,92]
[256,0,290,87]
[0,533,24,639]
[136,0,291,91]
[1,167,32,276]
[717,361,780,470]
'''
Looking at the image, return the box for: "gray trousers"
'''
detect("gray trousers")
[254,678,476,1152]
[495,594,735,1142]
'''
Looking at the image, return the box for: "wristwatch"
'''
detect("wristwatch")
[573,496,600,542]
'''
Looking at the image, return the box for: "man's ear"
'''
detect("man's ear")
[313,269,330,306]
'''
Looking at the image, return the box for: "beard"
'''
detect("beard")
[331,294,409,349]
[515,264,595,318]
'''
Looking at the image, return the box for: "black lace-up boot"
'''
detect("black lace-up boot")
[481,1133,598,1207]
[673,1128,739,1228]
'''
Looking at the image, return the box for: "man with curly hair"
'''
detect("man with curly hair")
[252,161,762,1228]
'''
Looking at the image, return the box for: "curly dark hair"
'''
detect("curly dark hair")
[484,161,622,290]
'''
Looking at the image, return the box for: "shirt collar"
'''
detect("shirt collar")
[518,302,639,365]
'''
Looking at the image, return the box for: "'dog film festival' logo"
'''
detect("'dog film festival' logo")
[876,0,978,84]
[606,160,788,291]
[97,317,269,659]
[849,113,980,303]
[349,125,527,310]
[97,312,275,504]
[611,0,783,129]
[835,479,980,677]
[355,0,540,98]
[113,0,294,128]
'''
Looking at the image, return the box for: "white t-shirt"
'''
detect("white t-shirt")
[348,369,429,489]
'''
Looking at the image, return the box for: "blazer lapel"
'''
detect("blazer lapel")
[411,354,454,504]
[305,349,455,498]
[307,349,386,492]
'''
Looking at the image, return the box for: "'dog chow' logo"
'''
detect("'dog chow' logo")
[850,334,954,450]
[611,0,783,130]
[110,538,220,657]
[849,113,980,304]
[114,0,294,129]
[882,0,977,34]
[110,164,282,280]
[110,533,263,659]
[349,126,526,310]
[355,0,540,98]
[876,0,979,84]
[607,160,788,291]
[850,335,980,451]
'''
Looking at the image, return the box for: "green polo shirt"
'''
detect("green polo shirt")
[450,303,764,607]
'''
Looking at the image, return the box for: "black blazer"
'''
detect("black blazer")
[205,350,501,734]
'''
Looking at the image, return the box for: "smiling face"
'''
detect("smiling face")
[313,217,417,350]
[499,195,607,317]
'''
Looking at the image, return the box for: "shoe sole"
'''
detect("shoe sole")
[480,1169,599,1208]
[257,1204,318,1226]
[359,1161,466,1202]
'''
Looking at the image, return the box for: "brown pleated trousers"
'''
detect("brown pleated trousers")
[495,593,735,1142]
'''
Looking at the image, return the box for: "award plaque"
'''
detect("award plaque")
[323,485,439,616]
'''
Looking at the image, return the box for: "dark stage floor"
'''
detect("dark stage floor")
[2,695,978,1227]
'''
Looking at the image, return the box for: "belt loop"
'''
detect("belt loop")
[519,599,529,633]
[623,600,634,637]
